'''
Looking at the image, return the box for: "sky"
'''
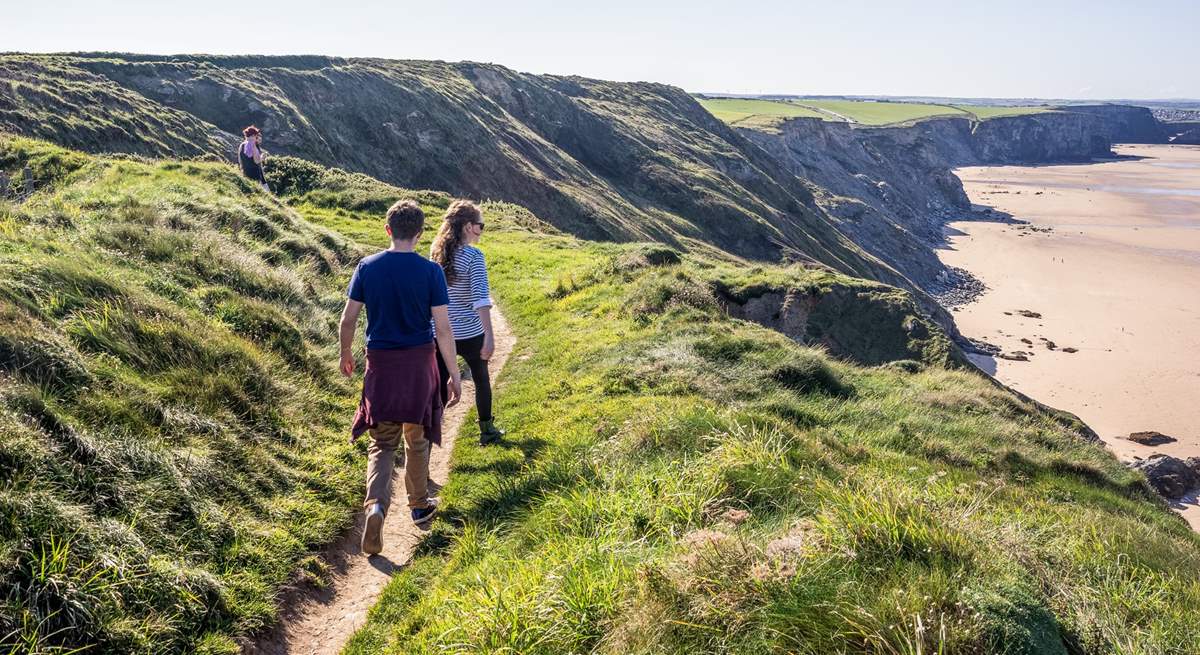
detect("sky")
[3,0,1197,100]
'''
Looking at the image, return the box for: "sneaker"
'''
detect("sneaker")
[479,418,505,445]
[411,502,438,526]
[361,503,385,555]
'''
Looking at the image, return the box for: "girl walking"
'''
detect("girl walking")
[430,200,505,444]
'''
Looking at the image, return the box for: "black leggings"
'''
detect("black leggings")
[437,333,493,421]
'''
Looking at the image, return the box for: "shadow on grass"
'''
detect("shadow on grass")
[415,434,559,557]
[997,450,1152,501]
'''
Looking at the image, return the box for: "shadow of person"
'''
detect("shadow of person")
[367,555,400,575]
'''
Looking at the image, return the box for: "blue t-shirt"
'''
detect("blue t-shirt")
[347,251,450,350]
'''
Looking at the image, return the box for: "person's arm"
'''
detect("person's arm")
[477,307,495,360]
[338,299,363,377]
[433,305,462,407]
[470,249,496,360]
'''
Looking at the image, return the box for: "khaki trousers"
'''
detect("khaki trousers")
[364,421,431,513]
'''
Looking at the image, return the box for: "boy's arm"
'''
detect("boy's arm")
[433,305,462,407]
[339,299,363,377]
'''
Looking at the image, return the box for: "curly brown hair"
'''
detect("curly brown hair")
[430,200,483,285]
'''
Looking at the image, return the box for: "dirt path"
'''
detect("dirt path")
[244,310,517,655]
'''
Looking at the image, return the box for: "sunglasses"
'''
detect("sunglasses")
[472,221,486,231]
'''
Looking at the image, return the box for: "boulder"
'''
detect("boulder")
[1126,431,1178,446]
[1187,457,1200,477]
[1131,454,1200,499]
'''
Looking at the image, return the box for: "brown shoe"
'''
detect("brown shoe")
[362,503,384,555]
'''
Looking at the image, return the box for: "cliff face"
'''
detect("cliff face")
[970,111,1113,161]
[1163,121,1200,144]
[0,53,1160,300]
[1063,104,1168,143]
[0,53,909,288]
[740,110,1115,287]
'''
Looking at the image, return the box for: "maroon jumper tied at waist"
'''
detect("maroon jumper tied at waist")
[351,343,444,444]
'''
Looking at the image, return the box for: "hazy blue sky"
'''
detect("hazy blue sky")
[4,0,1197,99]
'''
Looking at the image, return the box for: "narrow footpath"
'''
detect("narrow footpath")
[244,310,517,655]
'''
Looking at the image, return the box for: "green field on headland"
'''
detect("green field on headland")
[698,96,1053,129]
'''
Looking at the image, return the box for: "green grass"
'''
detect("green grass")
[786,99,967,125]
[297,186,1200,653]
[0,136,376,653]
[700,97,1057,129]
[696,98,828,131]
[5,137,1199,654]
[953,105,1053,119]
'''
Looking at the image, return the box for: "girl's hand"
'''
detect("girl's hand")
[340,350,355,377]
[480,334,495,361]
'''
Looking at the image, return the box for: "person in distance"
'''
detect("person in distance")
[237,125,270,192]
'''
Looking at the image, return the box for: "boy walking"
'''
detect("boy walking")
[339,200,462,555]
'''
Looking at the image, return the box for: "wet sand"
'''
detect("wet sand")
[941,144,1200,529]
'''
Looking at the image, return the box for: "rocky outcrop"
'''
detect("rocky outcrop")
[1131,454,1200,499]
[716,280,959,367]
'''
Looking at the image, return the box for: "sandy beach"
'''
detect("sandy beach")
[941,144,1200,529]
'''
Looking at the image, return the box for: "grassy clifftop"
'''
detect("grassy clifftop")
[697,97,1053,131]
[4,140,1199,654]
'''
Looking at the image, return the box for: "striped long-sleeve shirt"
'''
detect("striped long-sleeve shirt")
[442,245,493,340]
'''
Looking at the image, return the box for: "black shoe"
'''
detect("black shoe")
[479,418,505,445]
[411,503,438,526]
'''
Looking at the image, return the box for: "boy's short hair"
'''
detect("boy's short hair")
[386,200,425,240]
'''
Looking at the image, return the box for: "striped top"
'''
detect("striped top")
[440,245,493,340]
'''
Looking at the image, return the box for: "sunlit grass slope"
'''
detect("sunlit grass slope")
[297,187,1200,653]
[0,138,460,654]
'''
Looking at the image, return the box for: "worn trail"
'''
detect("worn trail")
[244,310,517,655]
